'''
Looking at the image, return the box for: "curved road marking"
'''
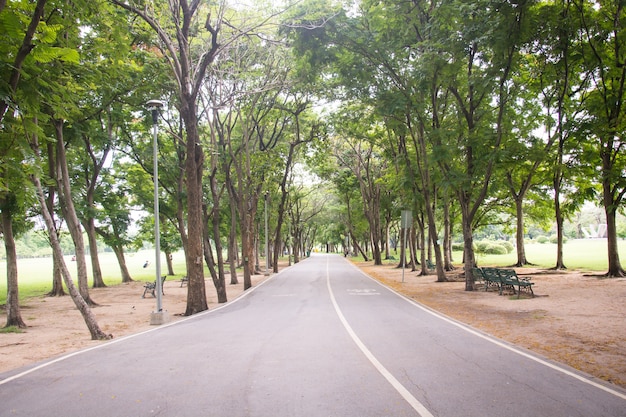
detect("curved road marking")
[0,271,278,386]
[325,257,435,417]
[348,259,626,402]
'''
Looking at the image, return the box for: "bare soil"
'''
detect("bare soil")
[1,260,625,391]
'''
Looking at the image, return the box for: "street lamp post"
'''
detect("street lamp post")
[147,99,169,325]
[264,192,269,276]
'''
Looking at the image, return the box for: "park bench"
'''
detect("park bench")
[480,267,503,293]
[426,259,436,270]
[180,276,188,287]
[142,275,166,298]
[497,269,534,298]
[470,267,486,290]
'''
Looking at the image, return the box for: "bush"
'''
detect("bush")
[452,242,464,251]
[500,241,514,253]
[537,236,549,244]
[549,234,567,244]
[475,240,510,255]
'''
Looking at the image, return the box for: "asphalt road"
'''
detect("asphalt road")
[1,254,625,417]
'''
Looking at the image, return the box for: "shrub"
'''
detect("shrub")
[475,240,509,255]
[452,242,464,251]
[500,241,514,253]
[537,236,549,244]
[549,234,567,244]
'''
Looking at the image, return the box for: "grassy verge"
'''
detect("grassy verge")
[353,238,625,271]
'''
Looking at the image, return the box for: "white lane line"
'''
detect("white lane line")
[0,272,278,386]
[346,259,626,403]
[325,257,434,417]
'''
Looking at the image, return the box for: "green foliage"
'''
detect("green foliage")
[475,240,513,255]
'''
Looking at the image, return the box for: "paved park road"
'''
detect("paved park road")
[1,254,626,417]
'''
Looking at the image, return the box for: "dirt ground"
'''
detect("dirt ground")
[1,260,625,391]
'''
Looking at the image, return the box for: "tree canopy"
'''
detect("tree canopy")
[1,0,625,333]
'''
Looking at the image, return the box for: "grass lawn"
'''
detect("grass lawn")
[0,249,188,305]
[472,238,626,271]
[0,239,625,305]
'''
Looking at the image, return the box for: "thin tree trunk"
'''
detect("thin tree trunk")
[165,250,174,276]
[85,219,106,287]
[443,198,453,270]
[1,202,26,328]
[45,141,65,297]
[514,198,528,266]
[48,257,66,296]
[604,194,625,277]
[553,183,567,270]
[54,120,96,306]
[461,201,477,291]
[33,175,110,340]
[228,201,239,285]
[111,245,133,283]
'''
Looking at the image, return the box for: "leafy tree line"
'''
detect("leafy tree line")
[283,0,626,289]
[0,0,325,335]
[1,0,625,339]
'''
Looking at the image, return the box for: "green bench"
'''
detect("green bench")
[497,269,534,298]
[472,267,535,298]
[478,267,503,293]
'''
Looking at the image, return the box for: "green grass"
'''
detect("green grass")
[0,325,24,334]
[0,249,188,305]
[471,239,625,271]
[1,240,624,306]
[356,238,625,272]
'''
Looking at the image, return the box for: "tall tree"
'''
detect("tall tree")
[577,0,626,277]
[110,0,223,314]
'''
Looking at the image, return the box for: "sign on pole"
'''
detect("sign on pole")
[401,210,412,229]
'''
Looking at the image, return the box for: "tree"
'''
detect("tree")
[110,0,223,314]
[30,124,111,340]
[576,0,626,277]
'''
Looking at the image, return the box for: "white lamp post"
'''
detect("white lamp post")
[147,99,169,325]
[264,191,269,276]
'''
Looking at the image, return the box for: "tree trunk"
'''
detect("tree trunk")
[85,218,105,288]
[553,136,567,270]
[228,201,239,285]
[418,212,428,276]
[82,137,110,289]
[48,257,66,297]
[111,244,133,283]
[460,201,477,291]
[205,195,227,303]
[181,99,208,316]
[54,120,96,306]
[604,192,625,277]
[443,198,454,270]
[553,185,567,270]
[33,174,110,340]
[45,140,65,297]
[1,202,26,328]
[241,206,256,290]
[165,250,174,276]
[514,197,528,266]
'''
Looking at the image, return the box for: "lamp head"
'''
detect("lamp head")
[146,99,165,110]
[146,100,164,124]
